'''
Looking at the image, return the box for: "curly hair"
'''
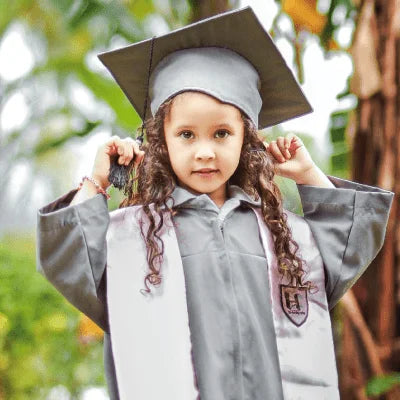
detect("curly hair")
[120,96,313,294]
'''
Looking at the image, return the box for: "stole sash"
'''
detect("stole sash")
[106,206,199,399]
[252,208,339,400]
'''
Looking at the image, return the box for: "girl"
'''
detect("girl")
[37,7,393,400]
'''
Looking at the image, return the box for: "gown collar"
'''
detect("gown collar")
[169,184,261,209]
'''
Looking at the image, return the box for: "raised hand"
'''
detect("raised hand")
[264,133,334,187]
[92,136,145,190]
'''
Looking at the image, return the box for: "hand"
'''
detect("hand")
[91,135,145,189]
[264,133,316,183]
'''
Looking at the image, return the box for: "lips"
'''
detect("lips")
[193,168,218,173]
[192,168,219,178]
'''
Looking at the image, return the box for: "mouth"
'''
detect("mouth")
[192,168,219,177]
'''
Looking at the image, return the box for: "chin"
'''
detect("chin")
[190,181,225,194]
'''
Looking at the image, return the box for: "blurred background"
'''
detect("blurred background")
[0,0,399,398]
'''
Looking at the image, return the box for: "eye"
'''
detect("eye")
[215,130,230,139]
[179,131,194,140]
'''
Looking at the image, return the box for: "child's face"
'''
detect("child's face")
[164,91,244,205]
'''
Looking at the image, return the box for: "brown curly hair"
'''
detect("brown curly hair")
[120,96,313,294]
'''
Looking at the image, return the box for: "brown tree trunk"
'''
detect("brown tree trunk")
[340,0,400,398]
[189,0,232,22]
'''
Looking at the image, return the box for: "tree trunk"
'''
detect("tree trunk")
[189,0,232,22]
[340,0,400,398]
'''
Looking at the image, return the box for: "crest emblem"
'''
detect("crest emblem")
[280,284,308,327]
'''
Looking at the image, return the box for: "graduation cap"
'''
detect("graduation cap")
[98,6,312,131]
[98,6,312,189]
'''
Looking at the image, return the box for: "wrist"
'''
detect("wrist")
[91,174,110,191]
[78,176,111,199]
[294,165,334,188]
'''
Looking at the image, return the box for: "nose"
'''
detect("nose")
[195,144,216,161]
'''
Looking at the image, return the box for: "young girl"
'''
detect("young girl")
[37,7,393,400]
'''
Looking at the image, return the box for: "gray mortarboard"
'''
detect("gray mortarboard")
[98,6,312,131]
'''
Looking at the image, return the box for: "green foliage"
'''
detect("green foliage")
[0,234,105,399]
[329,108,352,179]
[366,373,400,397]
[319,0,357,50]
[275,0,357,51]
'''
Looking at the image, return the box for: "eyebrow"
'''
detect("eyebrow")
[175,123,236,131]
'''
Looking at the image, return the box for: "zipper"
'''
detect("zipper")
[218,218,225,238]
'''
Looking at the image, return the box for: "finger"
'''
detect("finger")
[119,146,127,165]
[111,137,127,160]
[119,138,135,165]
[268,140,286,163]
[134,150,145,167]
[118,155,126,165]
[124,143,134,166]
[289,136,303,152]
[277,137,291,159]
[120,139,135,165]
[124,138,142,165]
[117,141,132,165]
[284,133,295,149]
[105,136,121,155]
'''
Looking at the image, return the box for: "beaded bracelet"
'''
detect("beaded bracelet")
[77,176,111,200]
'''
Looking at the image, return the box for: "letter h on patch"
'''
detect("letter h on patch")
[280,284,309,327]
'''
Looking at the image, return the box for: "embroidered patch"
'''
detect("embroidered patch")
[280,284,308,327]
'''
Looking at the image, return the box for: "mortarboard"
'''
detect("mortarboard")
[98,6,312,131]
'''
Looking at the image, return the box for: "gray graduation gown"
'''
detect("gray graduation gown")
[36,176,393,400]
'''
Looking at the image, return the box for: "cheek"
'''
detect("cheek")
[166,140,189,174]
[224,138,243,169]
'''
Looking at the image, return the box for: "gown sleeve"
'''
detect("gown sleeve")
[36,189,110,331]
[296,175,394,310]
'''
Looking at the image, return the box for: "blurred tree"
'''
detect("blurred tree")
[0,235,105,399]
[189,0,236,21]
[276,0,400,398]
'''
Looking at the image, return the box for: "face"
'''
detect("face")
[164,91,244,207]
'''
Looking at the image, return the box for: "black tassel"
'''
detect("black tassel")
[108,135,144,190]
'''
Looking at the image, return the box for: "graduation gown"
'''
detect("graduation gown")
[36,176,393,399]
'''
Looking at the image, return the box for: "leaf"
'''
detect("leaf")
[330,110,349,143]
[66,0,103,30]
[32,120,100,156]
[366,373,400,396]
[128,0,156,19]
[282,0,327,35]
[75,64,141,129]
[328,108,353,178]
[77,314,103,344]
[0,0,30,37]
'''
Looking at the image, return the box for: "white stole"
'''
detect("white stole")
[106,206,199,399]
[106,206,339,399]
[252,208,339,399]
